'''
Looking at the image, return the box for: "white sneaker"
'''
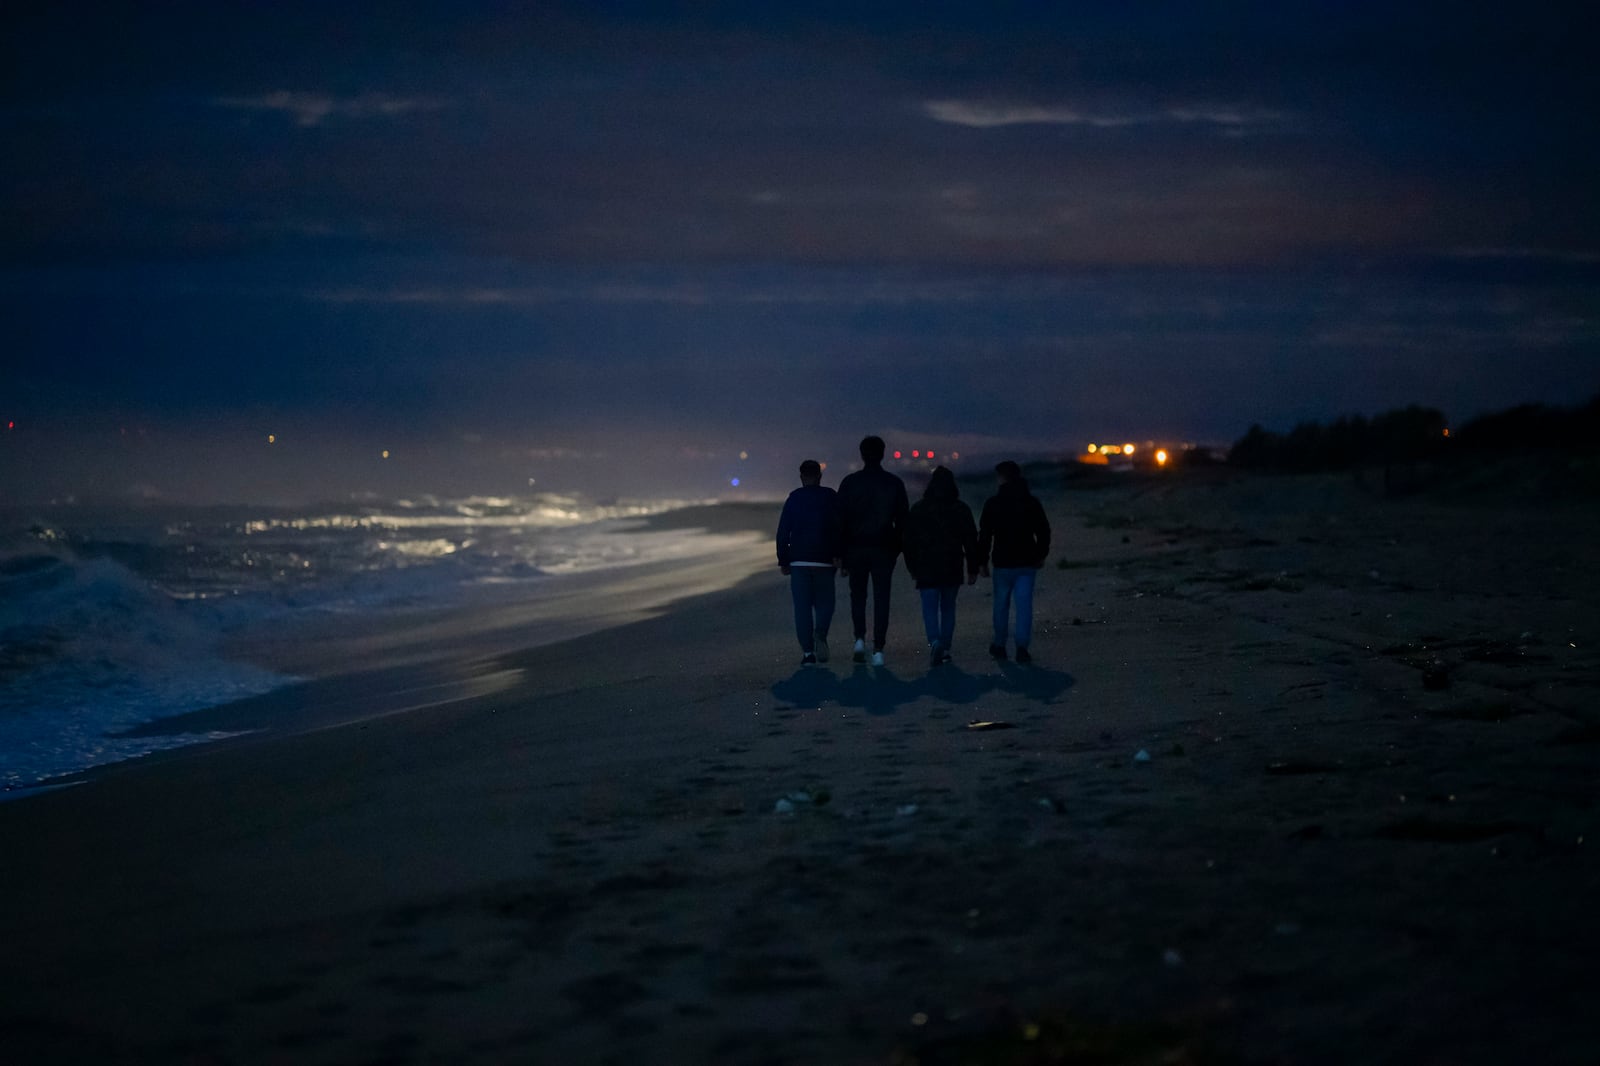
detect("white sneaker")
[852,639,867,663]
[871,650,885,667]
[815,636,830,663]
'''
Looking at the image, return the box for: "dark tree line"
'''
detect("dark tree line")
[1451,395,1600,453]
[1228,405,1448,471]
[1227,394,1600,472]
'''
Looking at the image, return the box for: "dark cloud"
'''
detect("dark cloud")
[6,2,1595,268]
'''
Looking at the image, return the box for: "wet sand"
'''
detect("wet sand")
[2,475,1597,1063]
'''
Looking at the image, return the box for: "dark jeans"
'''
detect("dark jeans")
[845,546,898,650]
[919,586,959,649]
[788,566,836,653]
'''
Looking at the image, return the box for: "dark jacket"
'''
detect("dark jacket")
[836,463,910,553]
[977,479,1051,569]
[903,492,979,589]
[775,484,842,568]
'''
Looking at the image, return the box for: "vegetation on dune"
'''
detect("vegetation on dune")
[1227,394,1600,473]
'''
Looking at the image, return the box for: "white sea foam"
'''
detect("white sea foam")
[0,551,291,789]
[0,493,738,789]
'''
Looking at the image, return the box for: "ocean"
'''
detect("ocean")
[0,493,765,791]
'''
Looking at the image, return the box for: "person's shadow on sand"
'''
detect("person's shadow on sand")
[771,665,929,716]
[991,662,1074,704]
[770,666,843,711]
[921,662,991,706]
[834,665,928,716]
[771,659,1057,717]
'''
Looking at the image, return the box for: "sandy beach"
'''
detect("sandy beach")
[3,473,1597,1064]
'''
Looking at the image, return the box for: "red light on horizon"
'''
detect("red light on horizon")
[5,421,12,430]
[911,450,920,458]
[927,450,936,459]
[893,450,902,459]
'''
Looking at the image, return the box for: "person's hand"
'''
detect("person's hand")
[780,565,791,576]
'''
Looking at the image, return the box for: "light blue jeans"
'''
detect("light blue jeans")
[918,586,959,649]
[991,567,1037,649]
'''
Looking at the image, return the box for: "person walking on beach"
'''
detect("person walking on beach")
[775,459,843,666]
[836,435,909,666]
[902,465,979,667]
[977,460,1051,664]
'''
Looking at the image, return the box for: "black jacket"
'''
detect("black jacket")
[977,480,1051,569]
[775,484,842,567]
[903,495,979,589]
[836,464,909,553]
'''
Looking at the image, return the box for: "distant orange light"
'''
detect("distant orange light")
[951,451,960,460]
[1087,443,1097,454]
[381,450,390,459]
[819,461,827,470]
[1443,428,1451,437]
[267,434,276,444]
[1122,443,1135,455]
[1155,449,1169,466]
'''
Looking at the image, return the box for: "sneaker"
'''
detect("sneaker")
[801,652,818,666]
[870,650,885,667]
[852,639,867,663]
[989,643,1008,661]
[1015,646,1032,664]
[815,635,830,663]
[928,643,942,667]
[940,649,953,665]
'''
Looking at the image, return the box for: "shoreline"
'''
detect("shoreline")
[2,476,1597,1063]
[221,501,780,680]
[2,501,780,799]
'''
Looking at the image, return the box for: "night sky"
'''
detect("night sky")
[4,2,1597,503]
